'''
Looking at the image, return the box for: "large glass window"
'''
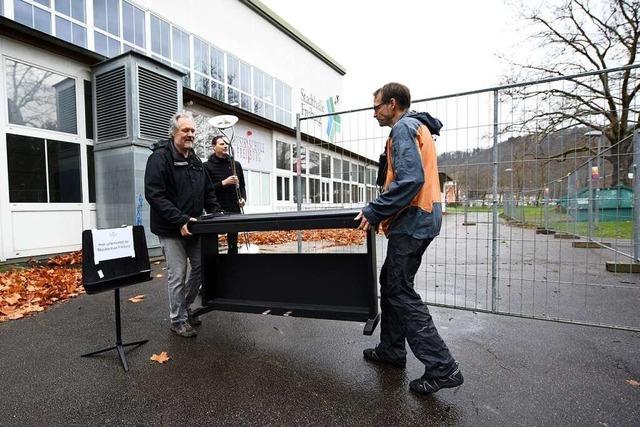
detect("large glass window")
[357,165,365,184]
[150,15,170,59]
[194,74,209,96]
[343,182,351,203]
[292,145,306,174]
[247,170,270,206]
[321,153,331,178]
[6,59,77,134]
[193,37,209,75]
[94,31,120,57]
[332,157,341,179]
[227,54,239,87]
[333,181,342,204]
[171,27,190,67]
[47,139,81,202]
[342,160,350,181]
[14,0,51,34]
[308,151,320,175]
[56,0,84,21]
[276,176,291,201]
[321,181,331,202]
[94,0,119,36]
[55,16,86,47]
[7,134,47,202]
[276,140,291,170]
[122,1,145,49]
[7,134,81,203]
[309,178,320,203]
[211,46,224,82]
[239,61,251,93]
[87,145,95,203]
[275,79,292,126]
[84,80,93,139]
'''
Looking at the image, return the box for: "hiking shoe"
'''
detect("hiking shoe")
[363,348,406,368]
[409,362,464,395]
[187,310,202,327]
[170,322,197,338]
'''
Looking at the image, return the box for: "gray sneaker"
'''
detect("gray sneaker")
[170,322,197,338]
[409,362,464,395]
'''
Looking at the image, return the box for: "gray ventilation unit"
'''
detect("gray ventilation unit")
[91,52,184,249]
[138,67,178,140]
[95,67,127,142]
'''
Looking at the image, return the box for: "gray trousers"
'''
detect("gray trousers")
[159,235,201,325]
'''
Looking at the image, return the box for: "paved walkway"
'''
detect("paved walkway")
[0,260,638,426]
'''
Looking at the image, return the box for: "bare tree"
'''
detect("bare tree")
[504,0,640,185]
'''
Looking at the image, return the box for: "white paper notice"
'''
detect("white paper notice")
[91,227,136,265]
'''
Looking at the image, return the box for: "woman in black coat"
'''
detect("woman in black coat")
[204,135,246,254]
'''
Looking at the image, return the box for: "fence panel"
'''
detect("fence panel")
[297,66,639,331]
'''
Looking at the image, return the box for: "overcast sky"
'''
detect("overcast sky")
[260,0,523,110]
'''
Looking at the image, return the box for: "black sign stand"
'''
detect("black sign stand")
[80,226,151,372]
[81,289,148,371]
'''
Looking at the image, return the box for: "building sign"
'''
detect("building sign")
[190,110,272,173]
[300,88,325,126]
[231,123,272,173]
[300,89,341,141]
[91,226,135,264]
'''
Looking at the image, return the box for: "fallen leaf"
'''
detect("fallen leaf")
[7,312,24,320]
[5,293,21,305]
[155,273,163,278]
[626,379,640,387]
[150,352,170,364]
[128,294,145,303]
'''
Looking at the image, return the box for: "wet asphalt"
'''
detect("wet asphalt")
[0,260,639,426]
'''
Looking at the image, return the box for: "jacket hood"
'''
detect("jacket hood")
[406,111,443,136]
[150,139,170,152]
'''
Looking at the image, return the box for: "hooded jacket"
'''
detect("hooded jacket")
[144,138,221,237]
[362,111,442,239]
[203,154,246,213]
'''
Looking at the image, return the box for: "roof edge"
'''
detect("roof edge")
[238,0,346,76]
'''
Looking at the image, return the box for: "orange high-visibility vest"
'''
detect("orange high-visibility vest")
[380,125,441,236]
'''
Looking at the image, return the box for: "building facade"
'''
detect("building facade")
[0,0,379,261]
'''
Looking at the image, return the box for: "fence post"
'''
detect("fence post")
[491,89,499,312]
[296,114,303,253]
[634,129,640,263]
[588,157,594,242]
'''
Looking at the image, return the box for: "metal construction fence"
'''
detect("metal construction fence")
[294,64,640,332]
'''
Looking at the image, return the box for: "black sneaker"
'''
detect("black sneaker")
[170,322,197,338]
[187,310,202,327]
[363,348,406,368]
[409,362,464,394]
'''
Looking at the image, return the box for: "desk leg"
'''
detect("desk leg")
[364,228,380,335]
[199,233,218,308]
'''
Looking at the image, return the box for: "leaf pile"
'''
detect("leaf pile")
[223,229,365,247]
[0,254,83,323]
[46,251,82,266]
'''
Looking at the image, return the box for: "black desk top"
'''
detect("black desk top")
[189,208,362,234]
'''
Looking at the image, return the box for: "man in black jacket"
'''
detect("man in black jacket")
[144,111,221,338]
[203,135,246,254]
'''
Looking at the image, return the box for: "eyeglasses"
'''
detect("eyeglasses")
[373,102,387,113]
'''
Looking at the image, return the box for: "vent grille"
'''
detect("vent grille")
[95,66,127,142]
[138,67,178,141]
